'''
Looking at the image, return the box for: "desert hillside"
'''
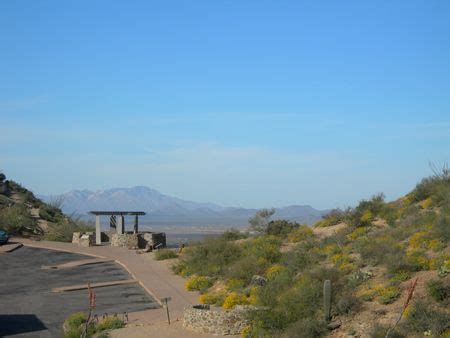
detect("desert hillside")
[171,170,450,337]
[0,173,92,241]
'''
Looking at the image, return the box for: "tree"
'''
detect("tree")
[249,208,275,233]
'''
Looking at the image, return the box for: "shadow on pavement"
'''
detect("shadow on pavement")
[0,314,47,336]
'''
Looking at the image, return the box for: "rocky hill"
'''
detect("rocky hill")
[0,173,91,241]
[171,170,450,337]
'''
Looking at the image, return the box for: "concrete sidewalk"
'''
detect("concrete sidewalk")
[16,238,200,324]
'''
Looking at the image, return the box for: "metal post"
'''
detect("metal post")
[161,297,171,325]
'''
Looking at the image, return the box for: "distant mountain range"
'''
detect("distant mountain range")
[39,186,326,228]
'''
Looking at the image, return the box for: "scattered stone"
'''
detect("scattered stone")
[327,320,341,330]
[251,275,267,286]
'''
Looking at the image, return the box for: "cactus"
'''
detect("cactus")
[323,279,332,322]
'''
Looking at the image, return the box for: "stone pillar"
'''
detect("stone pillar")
[95,215,101,245]
[134,215,139,234]
[118,215,124,234]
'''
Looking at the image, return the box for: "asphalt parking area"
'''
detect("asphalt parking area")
[0,246,159,337]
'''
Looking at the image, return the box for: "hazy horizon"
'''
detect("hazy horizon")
[1,1,450,210]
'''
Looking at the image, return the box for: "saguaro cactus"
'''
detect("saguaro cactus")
[323,279,332,322]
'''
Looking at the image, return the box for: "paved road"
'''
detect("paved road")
[0,246,159,337]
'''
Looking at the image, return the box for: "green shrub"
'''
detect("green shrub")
[287,225,314,243]
[222,292,249,309]
[226,255,265,284]
[220,229,247,241]
[356,236,404,268]
[246,235,281,263]
[154,249,178,260]
[185,276,213,292]
[252,273,322,332]
[64,312,86,330]
[283,317,328,338]
[0,204,36,234]
[265,220,300,237]
[63,312,86,338]
[199,290,226,306]
[44,220,93,242]
[315,209,347,227]
[95,316,124,331]
[376,285,400,304]
[347,194,387,227]
[39,205,63,223]
[178,238,243,277]
[0,194,12,206]
[63,313,124,338]
[426,279,449,302]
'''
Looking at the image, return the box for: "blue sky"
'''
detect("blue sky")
[1,1,449,209]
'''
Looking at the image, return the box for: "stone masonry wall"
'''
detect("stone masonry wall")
[111,233,139,249]
[182,305,249,336]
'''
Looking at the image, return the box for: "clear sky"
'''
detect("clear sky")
[1,1,450,209]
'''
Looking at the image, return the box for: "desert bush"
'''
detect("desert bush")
[315,208,348,227]
[39,205,63,223]
[369,324,405,338]
[154,249,178,260]
[63,312,124,338]
[265,264,286,280]
[355,236,409,273]
[220,229,247,241]
[64,312,86,330]
[412,169,450,204]
[266,220,300,237]
[226,255,265,283]
[199,290,226,306]
[282,239,319,273]
[336,292,361,315]
[287,225,314,242]
[222,292,249,309]
[426,279,449,302]
[0,204,36,234]
[44,219,93,242]
[358,283,401,304]
[245,235,282,263]
[347,194,387,227]
[249,208,275,233]
[376,285,401,304]
[283,317,328,338]
[0,194,12,206]
[432,212,450,243]
[185,276,214,292]
[404,300,449,336]
[95,316,124,331]
[225,278,245,291]
[178,238,243,277]
[252,274,322,332]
